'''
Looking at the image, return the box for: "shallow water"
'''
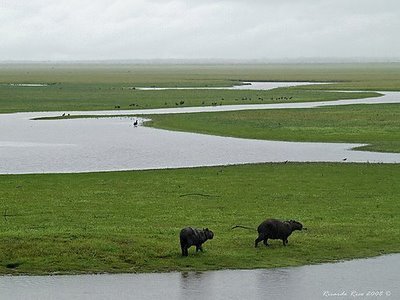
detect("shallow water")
[135,81,327,90]
[0,254,398,300]
[7,83,48,87]
[1,86,400,174]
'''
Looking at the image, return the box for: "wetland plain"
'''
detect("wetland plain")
[0,65,399,289]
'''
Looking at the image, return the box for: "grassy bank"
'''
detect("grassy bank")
[1,163,399,275]
[1,63,399,113]
[145,104,400,153]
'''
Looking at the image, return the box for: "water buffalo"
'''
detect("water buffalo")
[180,227,214,256]
[255,219,303,247]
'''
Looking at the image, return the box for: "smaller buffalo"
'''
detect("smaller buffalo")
[180,227,214,256]
[255,219,304,247]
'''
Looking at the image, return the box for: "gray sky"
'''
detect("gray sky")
[1,0,399,61]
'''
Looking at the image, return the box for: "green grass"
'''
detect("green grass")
[1,163,399,275]
[145,104,400,153]
[1,63,399,113]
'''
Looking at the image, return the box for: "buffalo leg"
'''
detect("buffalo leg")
[181,246,188,256]
[255,235,264,248]
[196,245,203,252]
[263,238,269,247]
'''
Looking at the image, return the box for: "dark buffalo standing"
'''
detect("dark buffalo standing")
[180,227,214,256]
[255,219,303,247]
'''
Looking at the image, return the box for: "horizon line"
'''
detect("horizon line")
[1,57,400,65]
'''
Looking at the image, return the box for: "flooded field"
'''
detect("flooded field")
[1,82,399,299]
[1,84,400,174]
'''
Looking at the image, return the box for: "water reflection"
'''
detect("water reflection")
[180,272,213,299]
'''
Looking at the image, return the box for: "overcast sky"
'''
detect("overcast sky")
[1,0,399,61]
